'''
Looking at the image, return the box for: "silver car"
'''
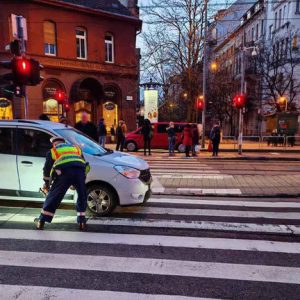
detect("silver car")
[0,120,152,216]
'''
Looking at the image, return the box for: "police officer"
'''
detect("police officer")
[35,136,89,231]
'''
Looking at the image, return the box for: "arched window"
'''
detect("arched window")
[105,33,114,63]
[44,21,57,56]
[76,28,87,59]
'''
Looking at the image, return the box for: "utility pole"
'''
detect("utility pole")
[238,49,245,155]
[201,0,208,149]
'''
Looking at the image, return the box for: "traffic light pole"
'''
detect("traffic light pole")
[238,49,245,155]
[201,0,208,149]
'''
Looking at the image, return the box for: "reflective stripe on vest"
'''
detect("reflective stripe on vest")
[50,143,85,175]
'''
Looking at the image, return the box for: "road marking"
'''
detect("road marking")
[115,206,300,219]
[88,218,299,235]
[176,188,242,195]
[151,170,220,174]
[1,250,300,284]
[149,198,300,208]
[0,285,219,300]
[153,174,229,179]
[1,229,300,254]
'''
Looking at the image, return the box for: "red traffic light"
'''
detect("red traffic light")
[233,93,246,108]
[17,58,30,73]
[64,102,71,112]
[55,91,66,103]
[197,97,204,111]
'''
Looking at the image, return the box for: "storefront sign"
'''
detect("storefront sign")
[0,98,10,108]
[104,102,116,111]
[144,90,158,123]
[43,80,64,100]
[126,96,133,101]
[104,87,117,101]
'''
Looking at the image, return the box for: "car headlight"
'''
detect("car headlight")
[114,166,141,179]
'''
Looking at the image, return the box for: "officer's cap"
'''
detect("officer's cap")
[50,136,66,144]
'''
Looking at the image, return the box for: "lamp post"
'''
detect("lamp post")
[201,0,208,149]
[238,45,258,155]
[279,96,288,112]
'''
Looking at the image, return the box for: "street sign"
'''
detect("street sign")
[11,14,28,41]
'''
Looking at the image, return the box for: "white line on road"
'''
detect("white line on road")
[114,206,300,219]
[176,188,242,195]
[149,197,300,208]
[0,285,219,300]
[1,250,300,284]
[1,229,300,254]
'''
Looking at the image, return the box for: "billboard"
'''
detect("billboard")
[144,89,158,123]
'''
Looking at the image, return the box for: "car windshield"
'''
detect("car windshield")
[55,129,108,156]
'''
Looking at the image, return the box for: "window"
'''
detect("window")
[256,23,259,40]
[76,28,87,59]
[275,12,278,29]
[44,21,56,56]
[157,124,168,133]
[251,27,254,41]
[0,128,14,154]
[260,20,264,37]
[105,34,114,63]
[283,5,286,23]
[279,9,282,27]
[269,24,273,40]
[17,129,52,157]
[297,0,300,14]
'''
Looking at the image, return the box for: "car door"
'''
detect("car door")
[153,124,168,148]
[0,126,20,198]
[16,127,53,198]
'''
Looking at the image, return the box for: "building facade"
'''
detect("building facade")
[0,0,141,131]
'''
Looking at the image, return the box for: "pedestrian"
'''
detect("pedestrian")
[34,136,90,231]
[210,123,221,157]
[166,121,176,156]
[116,120,126,152]
[110,125,116,143]
[98,118,107,147]
[39,114,50,121]
[141,119,153,156]
[75,112,98,141]
[192,124,199,156]
[183,124,193,158]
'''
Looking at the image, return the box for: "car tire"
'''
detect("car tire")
[86,184,117,216]
[126,141,138,152]
[177,143,186,153]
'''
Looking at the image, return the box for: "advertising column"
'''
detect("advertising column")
[144,89,158,123]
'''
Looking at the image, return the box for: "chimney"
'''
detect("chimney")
[119,0,139,17]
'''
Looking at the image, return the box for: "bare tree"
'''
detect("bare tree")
[256,35,300,112]
[141,0,206,121]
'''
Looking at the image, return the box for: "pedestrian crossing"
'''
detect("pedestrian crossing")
[1,196,300,299]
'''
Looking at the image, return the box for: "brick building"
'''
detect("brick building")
[0,0,141,131]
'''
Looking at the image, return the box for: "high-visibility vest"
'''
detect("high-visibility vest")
[50,143,86,175]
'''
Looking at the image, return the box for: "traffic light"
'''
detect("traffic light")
[12,57,31,85]
[55,91,66,103]
[233,94,246,108]
[197,96,204,111]
[63,102,70,112]
[28,59,44,86]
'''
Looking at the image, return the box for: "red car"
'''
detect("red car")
[125,122,192,152]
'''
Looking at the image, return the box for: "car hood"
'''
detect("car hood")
[96,151,149,170]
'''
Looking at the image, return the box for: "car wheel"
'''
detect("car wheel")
[177,143,186,153]
[126,141,137,152]
[87,184,117,216]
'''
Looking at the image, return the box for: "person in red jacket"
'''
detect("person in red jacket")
[183,124,193,158]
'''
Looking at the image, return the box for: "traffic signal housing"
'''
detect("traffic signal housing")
[55,91,66,104]
[233,93,246,109]
[197,96,204,111]
[63,102,71,112]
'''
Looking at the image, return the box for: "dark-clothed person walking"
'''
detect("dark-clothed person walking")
[210,123,221,157]
[192,124,199,156]
[116,120,126,152]
[166,121,176,156]
[35,137,89,231]
[183,124,193,158]
[141,119,153,156]
[75,112,98,141]
[98,118,107,147]
[110,125,116,143]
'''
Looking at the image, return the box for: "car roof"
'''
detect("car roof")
[0,119,70,130]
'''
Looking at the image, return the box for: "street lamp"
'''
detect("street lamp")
[238,45,259,155]
[279,96,288,112]
[210,61,218,73]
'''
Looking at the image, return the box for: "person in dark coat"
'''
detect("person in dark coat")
[166,121,176,156]
[39,114,50,121]
[141,119,153,156]
[183,124,193,158]
[75,112,98,142]
[116,120,126,152]
[210,123,221,157]
[192,124,199,156]
[98,118,107,147]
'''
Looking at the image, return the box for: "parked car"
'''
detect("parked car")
[125,122,194,152]
[0,120,152,216]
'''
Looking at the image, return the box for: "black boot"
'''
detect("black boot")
[79,222,87,231]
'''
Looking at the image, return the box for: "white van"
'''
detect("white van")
[0,120,152,216]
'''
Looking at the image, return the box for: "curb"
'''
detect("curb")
[200,156,300,161]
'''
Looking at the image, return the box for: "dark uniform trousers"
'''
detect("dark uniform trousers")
[40,166,87,223]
